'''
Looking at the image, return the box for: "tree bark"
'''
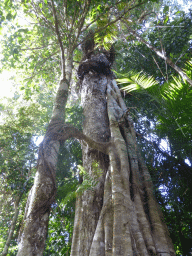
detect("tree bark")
[71,73,110,256]
[71,61,176,255]
[16,56,72,255]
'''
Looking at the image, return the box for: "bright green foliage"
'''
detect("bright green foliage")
[0,0,18,27]
[1,22,61,88]
[116,71,159,92]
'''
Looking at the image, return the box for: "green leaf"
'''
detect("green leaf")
[164,15,169,24]
[174,11,181,15]
[163,5,169,14]
[6,12,12,21]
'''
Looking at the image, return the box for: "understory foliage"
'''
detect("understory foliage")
[0,98,46,255]
[0,0,192,255]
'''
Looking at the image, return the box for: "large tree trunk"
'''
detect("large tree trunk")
[71,57,176,255]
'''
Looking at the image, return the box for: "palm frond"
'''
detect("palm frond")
[161,76,184,101]
[184,60,192,79]
[116,59,192,144]
[116,71,158,93]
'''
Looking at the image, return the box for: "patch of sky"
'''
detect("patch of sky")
[33,135,44,146]
[159,184,169,196]
[185,158,191,166]
[144,0,192,30]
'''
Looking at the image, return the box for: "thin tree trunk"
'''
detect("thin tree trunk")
[2,193,23,256]
[71,54,176,255]
[125,25,192,87]
[16,57,72,256]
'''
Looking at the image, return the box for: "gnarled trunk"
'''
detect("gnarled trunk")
[71,67,176,255]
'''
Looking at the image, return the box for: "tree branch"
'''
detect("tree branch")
[45,121,111,155]
[62,125,111,155]
[51,0,65,79]
[125,24,192,87]
[73,0,92,50]
[24,50,60,81]
[31,0,55,32]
